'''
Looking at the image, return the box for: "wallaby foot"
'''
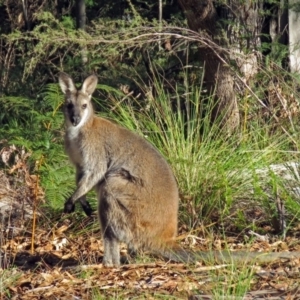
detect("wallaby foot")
[119,244,137,264]
[64,198,75,213]
[79,198,93,216]
[64,196,93,216]
[127,245,137,258]
[120,255,130,265]
[102,236,120,267]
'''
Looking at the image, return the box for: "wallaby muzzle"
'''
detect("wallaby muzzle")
[70,115,81,126]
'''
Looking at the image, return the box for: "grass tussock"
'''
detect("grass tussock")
[104,74,300,234]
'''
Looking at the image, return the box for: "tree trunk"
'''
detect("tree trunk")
[178,0,240,133]
[289,0,300,73]
[76,0,86,31]
[76,0,88,65]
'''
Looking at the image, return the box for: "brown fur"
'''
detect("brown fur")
[58,73,179,266]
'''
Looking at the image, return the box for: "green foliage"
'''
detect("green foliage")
[61,16,76,29]
[100,69,300,231]
[0,1,188,99]
[0,84,72,210]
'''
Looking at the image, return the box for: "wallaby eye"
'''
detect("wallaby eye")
[82,104,87,109]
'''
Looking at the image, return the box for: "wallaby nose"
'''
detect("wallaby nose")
[71,116,81,126]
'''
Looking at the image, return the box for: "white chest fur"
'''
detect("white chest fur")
[67,125,81,140]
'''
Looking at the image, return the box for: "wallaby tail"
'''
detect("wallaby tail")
[156,246,234,264]
[153,244,200,264]
[155,246,195,263]
[156,245,300,265]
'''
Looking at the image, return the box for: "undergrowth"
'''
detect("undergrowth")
[101,73,300,233]
[1,69,300,235]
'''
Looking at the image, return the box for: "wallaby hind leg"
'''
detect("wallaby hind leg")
[98,198,129,267]
[101,226,120,267]
[98,184,134,267]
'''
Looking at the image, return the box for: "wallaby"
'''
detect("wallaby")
[58,72,182,266]
[59,72,300,267]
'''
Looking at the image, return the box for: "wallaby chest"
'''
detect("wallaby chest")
[65,129,85,166]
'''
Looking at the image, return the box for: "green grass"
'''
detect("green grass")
[103,76,300,232]
[211,263,255,298]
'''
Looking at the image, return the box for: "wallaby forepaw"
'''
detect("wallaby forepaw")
[81,201,93,216]
[64,200,75,214]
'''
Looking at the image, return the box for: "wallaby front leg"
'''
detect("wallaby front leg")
[64,171,103,214]
[76,169,93,216]
[79,196,93,216]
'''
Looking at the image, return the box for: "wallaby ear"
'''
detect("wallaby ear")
[81,75,98,96]
[58,72,77,94]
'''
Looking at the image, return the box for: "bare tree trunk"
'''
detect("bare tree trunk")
[76,0,86,30]
[76,0,88,65]
[178,0,240,133]
[158,0,162,49]
[288,0,300,72]
[21,0,30,30]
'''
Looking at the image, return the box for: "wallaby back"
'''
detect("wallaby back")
[58,72,180,266]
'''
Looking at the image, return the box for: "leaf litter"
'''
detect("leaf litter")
[1,145,300,299]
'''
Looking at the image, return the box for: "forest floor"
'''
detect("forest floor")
[1,212,300,300]
[1,149,300,299]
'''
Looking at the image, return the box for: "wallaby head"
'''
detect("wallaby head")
[58,72,98,128]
